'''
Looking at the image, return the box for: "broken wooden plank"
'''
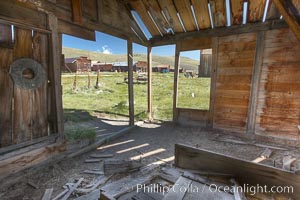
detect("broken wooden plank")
[261,148,272,158]
[101,165,158,198]
[83,170,104,175]
[61,178,84,200]
[41,188,53,200]
[89,154,114,158]
[27,181,39,189]
[74,189,100,200]
[85,159,102,163]
[230,179,247,200]
[252,148,273,163]
[52,189,69,200]
[163,176,192,200]
[103,159,143,175]
[282,155,297,171]
[175,144,300,199]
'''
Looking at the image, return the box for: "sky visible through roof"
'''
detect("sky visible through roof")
[62,32,200,60]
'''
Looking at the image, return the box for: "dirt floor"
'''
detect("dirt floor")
[1,121,300,200]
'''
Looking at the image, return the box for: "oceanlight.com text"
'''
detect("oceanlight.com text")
[136,183,294,196]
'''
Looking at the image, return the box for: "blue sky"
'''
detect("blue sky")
[62,32,200,60]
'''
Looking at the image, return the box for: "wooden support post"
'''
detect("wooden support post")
[147,46,153,120]
[247,31,265,134]
[48,14,64,135]
[208,37,219,128]
[173,44,180,123]
[273,0,300,42]
[71,0,82,24]
[127,39,134,125]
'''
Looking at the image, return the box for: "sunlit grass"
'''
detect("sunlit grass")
[62,72,210,121]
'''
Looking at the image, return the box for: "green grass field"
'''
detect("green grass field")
[62,72,210,121]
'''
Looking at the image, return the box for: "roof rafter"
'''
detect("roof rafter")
[150,19,287,46]
[273,0,300,41]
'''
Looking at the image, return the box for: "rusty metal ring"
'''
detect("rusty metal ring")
[9,58,46,89]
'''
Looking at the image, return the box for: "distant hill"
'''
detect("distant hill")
[62,47,199,70]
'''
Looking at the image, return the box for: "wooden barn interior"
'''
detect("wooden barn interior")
[0,0,300,199]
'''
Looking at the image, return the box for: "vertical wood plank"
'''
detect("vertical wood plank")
[191,0,211,29]
[231,0,244,25]
[127,39,134,126]
[48,14,64,135]
[71,0,82,24]
[208,37,219,128]
[32,32,49,138]
[0,24,13,147]
[158,0,184,33]
[247,31,265,134]
[209,0,227,27]
[173,0,197,31]
[147,46,152,119]
[248,0,266,22]
[13,27,33,144]
[173,43,180,123]
[97,0,103,23]
[0,24,12,48]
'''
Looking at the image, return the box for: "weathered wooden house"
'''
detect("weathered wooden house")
[91,62,113,71]
[198,49,212,77]
[134,61,147,72]
[63,56,91,72]
[112,62,128,72]
[0,0,300,199]
[153,64,170,73]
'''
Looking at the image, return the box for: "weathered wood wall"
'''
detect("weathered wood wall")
[198,49,212,77]
[213,33,256,132]
[177,108,208,127]
[0,24,50,147]
[177,29,300,141]
[255,29,300,140]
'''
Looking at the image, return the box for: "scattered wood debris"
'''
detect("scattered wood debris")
[41,188,53,200]
[103,159,143,175]
[101,171,155,198]
[76,175,112,194]
[61,178,84,200]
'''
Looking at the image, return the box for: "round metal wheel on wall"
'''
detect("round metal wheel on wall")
[9,58,47,90]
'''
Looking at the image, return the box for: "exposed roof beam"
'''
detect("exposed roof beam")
[273,0,300,41]
[71,0,82,24]
[150,20,287,46]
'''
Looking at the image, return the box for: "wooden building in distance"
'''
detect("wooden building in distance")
[153,64,170,73]
[63,56,91,72]
[91,62,113,72]
[134,61,147,72]
[198,49,212,77]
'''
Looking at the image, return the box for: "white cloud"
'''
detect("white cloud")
[101,45,112,54]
